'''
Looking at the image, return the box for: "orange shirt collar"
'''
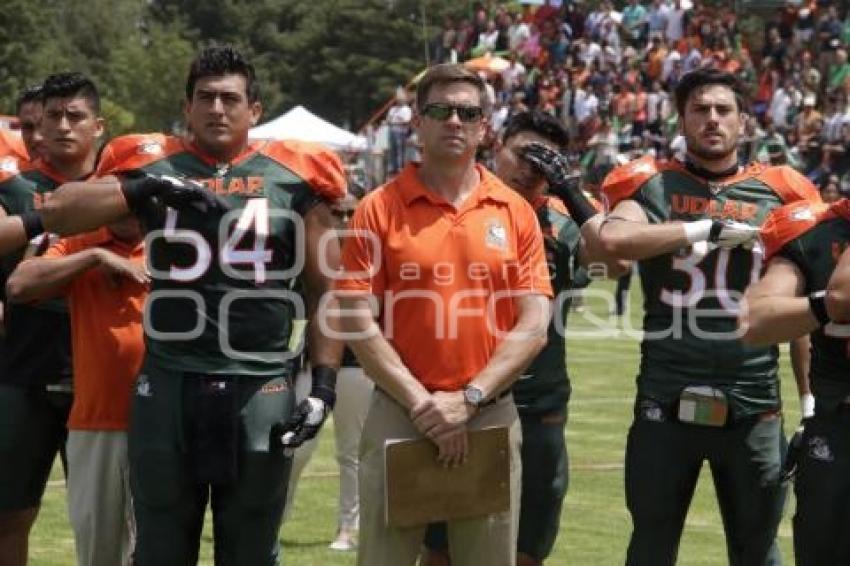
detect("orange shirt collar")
[396,163,510,208]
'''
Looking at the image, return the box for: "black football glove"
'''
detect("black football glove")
[520,142,596,226]
[119,172,228,214]
[280,365,337,449]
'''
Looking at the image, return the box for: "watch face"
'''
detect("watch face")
[465,386,484,406]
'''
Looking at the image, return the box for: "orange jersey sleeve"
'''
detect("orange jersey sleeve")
[513,196,554,297]
[334,188,388,296]
[260,140,347,201]
[0,158,26,186]
[755,165,823,205]
[95,133,183,177]
[537,194,569,216]
[760,201,832,261]
[0,129,28,162]
[600,156,660,209]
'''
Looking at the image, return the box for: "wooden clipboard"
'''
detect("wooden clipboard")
[384,426,511,528]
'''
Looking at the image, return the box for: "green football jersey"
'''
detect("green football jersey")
[603,157,820,418]
[763,200,850,412]
[97,134,346,376]
[513,195,581,415]
[0,162,73,385]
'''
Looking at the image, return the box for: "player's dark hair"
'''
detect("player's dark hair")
[186,45,260,103]
[502,110,569,149]
[15,84,43,115]
[674,68,749,116]
[416,64,489,113]
[41,72,100,113]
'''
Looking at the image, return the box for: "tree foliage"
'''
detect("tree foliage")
[0,0,468,134]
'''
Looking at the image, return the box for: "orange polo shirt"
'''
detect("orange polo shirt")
[335,163,553,392]
[44,229,146,430]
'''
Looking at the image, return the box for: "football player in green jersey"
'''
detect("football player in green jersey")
[422,111,625,566]
[37,46,346,565]
[596,68,821,565]
[15,84,45,161]
[741,198,850,565]
[0,73,104,566]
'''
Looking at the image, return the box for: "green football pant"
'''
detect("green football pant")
[793,407,850,565]
[128,362,294,566]
[515,409,569,560]
[0,384,71,510]
[625,401,786,566]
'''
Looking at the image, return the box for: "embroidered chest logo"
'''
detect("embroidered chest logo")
[484,218,508,251]
[808,436,834,462]
[0,157,18,174]
[136,375,152,397]
[791,206,815,222]
[630,161,654,175]
[137,140,163,155]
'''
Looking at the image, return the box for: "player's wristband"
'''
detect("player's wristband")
[550,183,598,227]
[310,365,337,409]
[683,219,713,244]
[800,392,815,419]
[19,210,44,240]
[808,290,830,326]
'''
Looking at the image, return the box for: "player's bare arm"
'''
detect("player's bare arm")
[279,201,348,449]
[739,256,818,345]
[789,335,814,417]
[6,247,147,304]
[598,198,758,260]
[598,199,689,259]
[302,201,344,370]
[42,173,222,237]
[41,177,129,236]
[576,214,631,277]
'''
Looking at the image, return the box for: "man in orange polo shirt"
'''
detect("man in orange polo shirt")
[335,64,553,566]
[6,216,146,566]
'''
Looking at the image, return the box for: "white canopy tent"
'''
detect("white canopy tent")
[249,105,367,151]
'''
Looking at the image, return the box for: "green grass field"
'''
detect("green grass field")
[30,279,802,565]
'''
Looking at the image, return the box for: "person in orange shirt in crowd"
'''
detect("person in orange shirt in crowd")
[646,36,668,83]
[335,63,553,566]
[6,216,146,566]
[0,131,28,166]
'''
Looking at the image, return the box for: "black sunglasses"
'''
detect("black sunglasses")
[420,103,484,123]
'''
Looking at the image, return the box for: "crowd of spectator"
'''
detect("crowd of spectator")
[383,0,850,199]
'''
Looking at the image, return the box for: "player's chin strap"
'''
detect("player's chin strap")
[683,157,740,181]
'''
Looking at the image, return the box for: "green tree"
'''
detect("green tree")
[0,1,73,114]
[102,19,196,134]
